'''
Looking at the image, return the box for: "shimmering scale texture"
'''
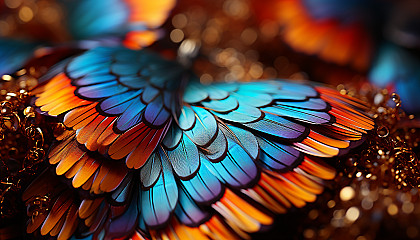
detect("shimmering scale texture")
[28,46,375,240]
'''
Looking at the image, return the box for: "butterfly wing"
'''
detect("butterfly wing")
[145,77,374,237]
[23,170,80,240]
[28,46,374,239]
[33,47,185,169]
[99,72,373,237]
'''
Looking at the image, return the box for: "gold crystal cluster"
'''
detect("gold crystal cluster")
[0,72,46,219]
[302,88,420,240]
[347,90,420,190]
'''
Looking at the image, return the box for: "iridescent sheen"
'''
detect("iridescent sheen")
[26,46,375,240]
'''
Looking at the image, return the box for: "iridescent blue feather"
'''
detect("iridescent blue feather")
[30,46,374,240]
